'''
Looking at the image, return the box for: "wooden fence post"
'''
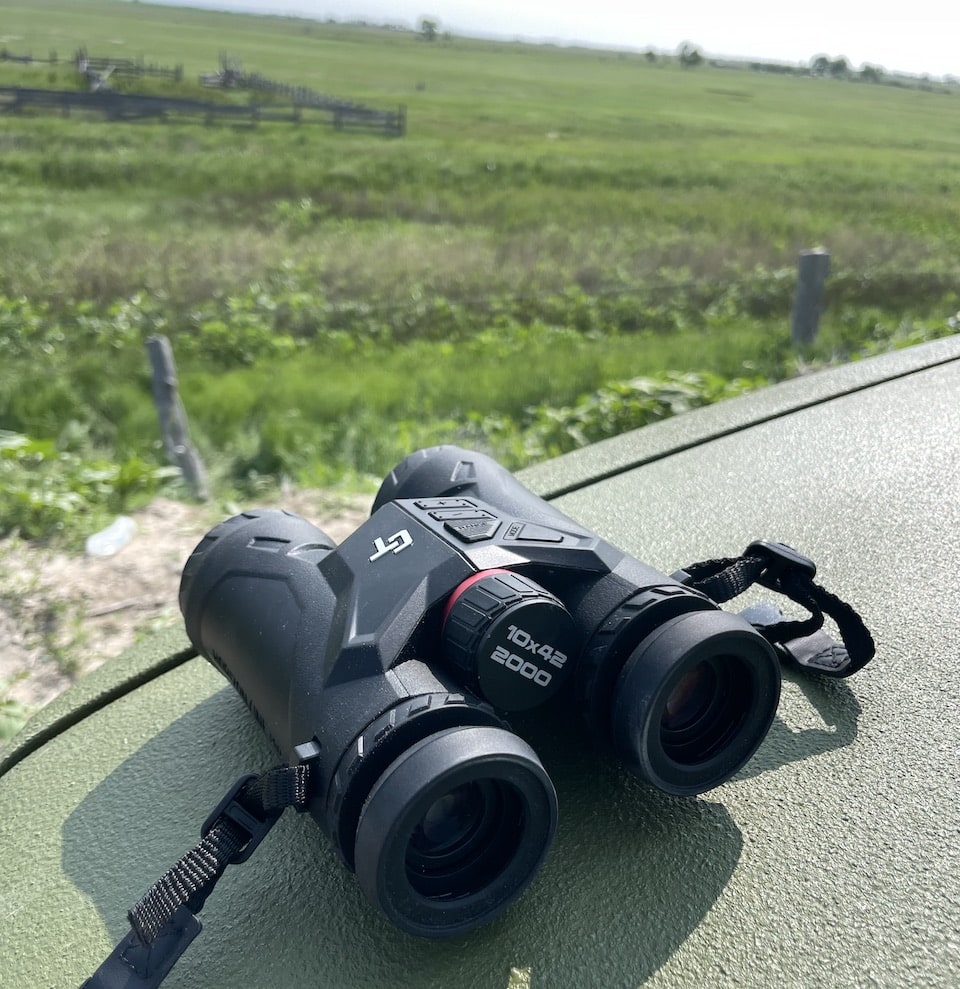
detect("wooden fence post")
[146,335,209,501]
[791,247,831,346]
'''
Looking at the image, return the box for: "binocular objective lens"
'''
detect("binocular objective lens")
[659,656,752,765]
[661,661,717,732]
[406,779,522,900]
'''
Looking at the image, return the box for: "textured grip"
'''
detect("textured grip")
[443,570,578,711]
[178,509,338,758]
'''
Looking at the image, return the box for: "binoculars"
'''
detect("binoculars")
[180,446,782,938]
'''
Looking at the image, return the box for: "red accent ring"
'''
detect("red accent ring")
[442,569,514,628]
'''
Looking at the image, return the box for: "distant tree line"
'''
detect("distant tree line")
[671,42,955,91]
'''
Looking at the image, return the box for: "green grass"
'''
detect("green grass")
[1,1,959,539]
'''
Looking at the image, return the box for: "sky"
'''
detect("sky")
[147,0,956,79]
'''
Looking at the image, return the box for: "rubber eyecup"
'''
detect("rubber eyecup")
[612,610,781,796]
[354,725,557,937]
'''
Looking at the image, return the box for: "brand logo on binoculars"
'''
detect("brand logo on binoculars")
[368,528,414,562]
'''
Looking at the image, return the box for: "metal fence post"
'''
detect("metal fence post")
[791,247,831,346]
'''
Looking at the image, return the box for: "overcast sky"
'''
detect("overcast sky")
[147,0,955,78]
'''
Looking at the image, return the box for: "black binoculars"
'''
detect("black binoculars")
[179,445,782,938]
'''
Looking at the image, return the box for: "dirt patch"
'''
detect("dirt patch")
[0,491,371,712]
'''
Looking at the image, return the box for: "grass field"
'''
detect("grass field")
[1,0,959,541]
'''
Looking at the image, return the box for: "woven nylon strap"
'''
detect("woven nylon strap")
[81,764,309,989]
[678,540,875,676]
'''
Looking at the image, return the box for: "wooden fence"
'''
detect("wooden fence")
[1,48,405,136]
[74,48,184,82]
[0,48,183,80]
[0,86,405,135]
[200,55,406,136]
[0,49,59,65]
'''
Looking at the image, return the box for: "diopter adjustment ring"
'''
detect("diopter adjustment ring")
[577,585,717,738]
[326,692,502,869]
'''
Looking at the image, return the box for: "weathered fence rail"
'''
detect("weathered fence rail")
[0,49,59,65]
[200,54,406,136]
[0,86,405,134]
[0,47,183,79]
[74,48,184,82]
[334,103,406,134]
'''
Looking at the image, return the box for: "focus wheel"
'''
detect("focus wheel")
[442,570,578,711]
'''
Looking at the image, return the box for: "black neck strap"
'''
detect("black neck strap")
[675,539,876,677]
[81,764,310,989]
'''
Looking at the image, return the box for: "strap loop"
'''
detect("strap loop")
[678,540,875,678]
[82,763,311,989]
[200,773,283,865]
[746,539,817,585]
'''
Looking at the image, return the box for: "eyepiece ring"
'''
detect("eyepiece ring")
[354,725,557,937]
[612,610,781,796]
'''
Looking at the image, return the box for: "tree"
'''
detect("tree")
[418,18,439,42]
[810,54,831,77]
[678,42,703,68]
[829,56,850,78]
[810,54,851,79]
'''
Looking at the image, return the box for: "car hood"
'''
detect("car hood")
[2,335,959,989]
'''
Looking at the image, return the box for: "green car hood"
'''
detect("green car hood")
[2,336,959,989]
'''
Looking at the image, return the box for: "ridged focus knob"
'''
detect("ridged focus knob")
[442,569,578,711]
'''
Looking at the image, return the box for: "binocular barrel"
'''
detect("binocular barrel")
[372,446,781,796]
[180,446,781,936]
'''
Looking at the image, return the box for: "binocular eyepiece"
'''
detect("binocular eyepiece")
[180,446,781,937]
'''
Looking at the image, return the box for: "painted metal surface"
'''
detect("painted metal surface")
[2,340,958,988]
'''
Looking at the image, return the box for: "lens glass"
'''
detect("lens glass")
[662,661,717,731]
[410,782,486,857]
[405,779,523,900]
[659,655,753,765]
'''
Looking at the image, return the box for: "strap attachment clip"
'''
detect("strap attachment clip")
[745,540,817,586]
[201,774,282,865]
